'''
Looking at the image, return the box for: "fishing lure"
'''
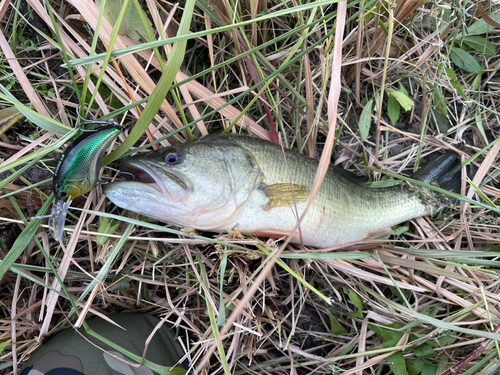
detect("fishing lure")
[49,110,121,241]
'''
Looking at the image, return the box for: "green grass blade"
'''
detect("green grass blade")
[65,0,350,68]
[0,194,53,279]
[217,252,228,327]
[196,253,231,375]
[74,208,251,251]
[102,0,196,164]
[0,130,75,175]
[77,223,134,303]
[257,244,332,304]
[0,86,72,135]
[83,324,187,374]
[87,0,130,109]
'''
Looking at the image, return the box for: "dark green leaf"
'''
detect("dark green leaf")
[433,89,447,115]
[407,358,424,375]
[455,14,500,38]
[490,244,500,252]
[445,68,466,97]
[422,363,438,375]
[345,290,364,318]
[436,335,455,347]
[449,47,482,74]
[328,313,348,334]
[462,36,496,55]
[359,98,374,142]
[110,278,131,291]
[388,352,408,375]
[369,323,404,347]
[388,93,400,125]
[389,89,414,111]
[430,108,449,133]
[414,343,435,358]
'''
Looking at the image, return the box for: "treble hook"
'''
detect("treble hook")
[76,103,119,132]
[118,170,136,181]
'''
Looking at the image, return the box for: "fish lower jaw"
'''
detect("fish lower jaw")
[143,182,163,195]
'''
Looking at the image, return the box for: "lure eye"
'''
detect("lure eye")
[57,190,69,200]
[55,183,69,200]
[165,151,182,165]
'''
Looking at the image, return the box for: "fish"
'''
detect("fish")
[103,134,458,248]
[49,124,121,241]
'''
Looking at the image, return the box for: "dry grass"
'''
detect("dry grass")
[1,0,500,374]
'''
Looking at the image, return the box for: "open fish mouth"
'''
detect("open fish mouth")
[118,160,187,200]
[103,157,189,217]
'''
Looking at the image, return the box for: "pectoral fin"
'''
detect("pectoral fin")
[260,183,310,210]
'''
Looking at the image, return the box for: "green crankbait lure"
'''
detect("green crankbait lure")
[49,116,121,241]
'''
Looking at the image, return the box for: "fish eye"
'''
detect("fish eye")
[165,151,182,165]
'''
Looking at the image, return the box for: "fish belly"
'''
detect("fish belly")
[219,184,429,248]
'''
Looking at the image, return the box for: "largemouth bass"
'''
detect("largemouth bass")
[104,135,456,248]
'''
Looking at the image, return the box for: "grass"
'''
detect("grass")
[1,0,500,374]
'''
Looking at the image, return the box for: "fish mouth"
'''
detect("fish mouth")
[117,159,188,202]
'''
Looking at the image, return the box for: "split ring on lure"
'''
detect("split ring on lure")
[49,108,121,241]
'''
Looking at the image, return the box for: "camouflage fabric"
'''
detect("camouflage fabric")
[21,314,188,375]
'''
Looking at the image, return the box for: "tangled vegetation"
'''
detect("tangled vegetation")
[1,0,500,374]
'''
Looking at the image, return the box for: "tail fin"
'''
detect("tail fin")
[411,151,461,192]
